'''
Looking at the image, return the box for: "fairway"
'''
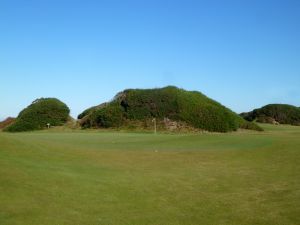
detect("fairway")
[0,125,299,225]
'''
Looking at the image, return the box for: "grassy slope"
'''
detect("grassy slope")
[0,124,299,225]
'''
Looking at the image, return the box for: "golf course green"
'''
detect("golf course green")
[0,124,299,225]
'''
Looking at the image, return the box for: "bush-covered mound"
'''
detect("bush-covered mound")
[79,86,262,132]
[0,117,16,130]
[241,104,300,126]
[5,98,70,132]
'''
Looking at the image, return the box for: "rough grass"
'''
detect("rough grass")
[0,124,299,225]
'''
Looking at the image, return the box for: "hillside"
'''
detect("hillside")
[0,117,16,129]
[79,86,262,132]
[5,98,70,132]
[241,104,300,126]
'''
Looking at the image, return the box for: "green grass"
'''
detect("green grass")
[0,124,299,225]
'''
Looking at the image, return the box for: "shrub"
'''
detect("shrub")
[79,86,261,132]
[241,104,300,126]
[239,120,264,131]
[5,98,70,132]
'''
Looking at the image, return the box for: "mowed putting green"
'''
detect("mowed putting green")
[0,124,299,225]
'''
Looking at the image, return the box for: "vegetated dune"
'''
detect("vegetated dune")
[4,98,70,132]
[241,104,300,126]
[79,86,262,132]
[0,117,16,129]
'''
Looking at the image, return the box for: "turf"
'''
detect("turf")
[0,124,299,225]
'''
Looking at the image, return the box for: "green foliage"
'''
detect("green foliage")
[5,98,70,132]
[78,106,97,119]
[241,104,300,126]
[80,86,261,132]
[87,102,124,128]
[239,120,264,131]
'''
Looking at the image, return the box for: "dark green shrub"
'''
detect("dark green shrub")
[239,120,264,131]
[79,86,261,132]
[5,98,70,132]
[78,106,97,119]
[241,104,300,126]
[90,103,124,128]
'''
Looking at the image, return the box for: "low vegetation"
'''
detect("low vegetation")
[79,86,262,132]
[4,98,70,132]
[241,104,300,126]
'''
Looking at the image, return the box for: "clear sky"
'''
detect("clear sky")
[0,0,299,120]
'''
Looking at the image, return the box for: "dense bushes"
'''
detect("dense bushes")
[79,86,262,132]
[5,98,70,132]
[241,104,300,126]
[239,119,264,131]
[78,106,97,119]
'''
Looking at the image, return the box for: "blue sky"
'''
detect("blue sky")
[0,0,299,120]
